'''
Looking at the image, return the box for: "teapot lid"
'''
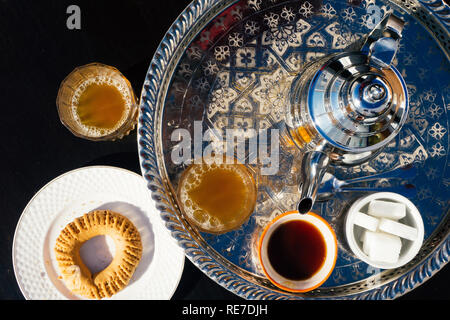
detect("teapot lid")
[307,15,409,152]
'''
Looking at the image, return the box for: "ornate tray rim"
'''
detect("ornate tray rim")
[137,0,450,299]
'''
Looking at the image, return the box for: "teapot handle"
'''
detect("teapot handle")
[361,14,405,68]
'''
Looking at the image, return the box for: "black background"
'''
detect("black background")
[0,0,448,301]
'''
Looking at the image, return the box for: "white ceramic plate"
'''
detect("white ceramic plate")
[13,166,185,300]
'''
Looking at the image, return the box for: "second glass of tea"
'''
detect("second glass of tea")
[56,63,138,141]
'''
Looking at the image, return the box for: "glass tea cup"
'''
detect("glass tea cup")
[258,211,337,293]
[56,63,138,141]
[176,155,257,234]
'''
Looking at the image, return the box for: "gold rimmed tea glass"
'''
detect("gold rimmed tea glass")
[56,63,138,141]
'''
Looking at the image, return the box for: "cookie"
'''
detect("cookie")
[54,210,142,299]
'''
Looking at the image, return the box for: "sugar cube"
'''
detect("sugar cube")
[362,230,402,264]
[353,211,379,231]
[362,230,372,256]
[378,218,418,241]
[367,200,406,220]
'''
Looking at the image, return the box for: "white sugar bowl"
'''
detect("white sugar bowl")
[345,192,424,269]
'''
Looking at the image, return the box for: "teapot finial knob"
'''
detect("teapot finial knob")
[364,83,386,101]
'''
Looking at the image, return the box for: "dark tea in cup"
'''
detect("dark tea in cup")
[267,219,326,281]
[258,211,337,292]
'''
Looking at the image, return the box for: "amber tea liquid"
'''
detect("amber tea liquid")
[71,76,132,137]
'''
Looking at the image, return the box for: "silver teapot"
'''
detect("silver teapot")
[285,14,409,214]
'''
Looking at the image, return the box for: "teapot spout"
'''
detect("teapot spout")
[297,150,330,214]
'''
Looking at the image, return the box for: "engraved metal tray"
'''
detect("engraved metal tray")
[138,0,449,299]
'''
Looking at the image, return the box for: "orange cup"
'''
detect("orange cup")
[258,211,337,293]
